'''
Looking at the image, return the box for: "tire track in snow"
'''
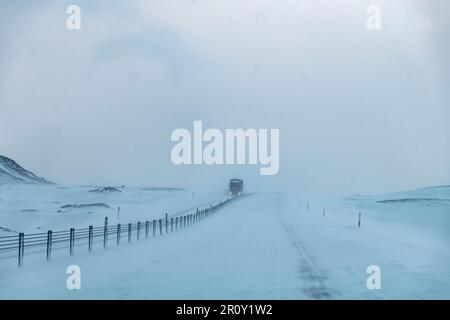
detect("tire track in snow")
[274,195,332,299]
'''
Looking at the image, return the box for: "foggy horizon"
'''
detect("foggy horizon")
[1,0,449,196]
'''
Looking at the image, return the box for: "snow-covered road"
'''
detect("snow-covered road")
[1,192,449,299]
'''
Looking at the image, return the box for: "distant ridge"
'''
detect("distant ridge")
[423,185,450,189]
[0,155,54,185]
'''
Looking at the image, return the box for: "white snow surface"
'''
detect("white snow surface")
[0,184,225,236]
[0,185,449,299]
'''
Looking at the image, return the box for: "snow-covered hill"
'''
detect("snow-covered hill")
[0,155,53,185]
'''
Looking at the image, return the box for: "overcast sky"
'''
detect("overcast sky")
[0,0,449,195]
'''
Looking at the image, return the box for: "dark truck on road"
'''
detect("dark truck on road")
[229,179,243,196]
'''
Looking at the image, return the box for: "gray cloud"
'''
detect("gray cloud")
[0,0,449,195]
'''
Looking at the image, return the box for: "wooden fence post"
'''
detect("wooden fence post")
[70,228,75,256]
[128,223,132,242]
[18,233,24,268]
[358,212,362,228]
[117,224,121,245]
[165,213,169,234]
[171,217,174,232]
[46,230,52,261]
[103,217,108,249]
[323,208,326,217]
[88,226,93,252]
[137,221,141,240]
[159,219,163,235]
[153,220,156,237]
[145,221,150,238]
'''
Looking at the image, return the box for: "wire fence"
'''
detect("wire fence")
[0,196,238,267]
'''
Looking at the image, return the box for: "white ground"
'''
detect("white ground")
[0,185,449,299]
[0,184,228,235]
